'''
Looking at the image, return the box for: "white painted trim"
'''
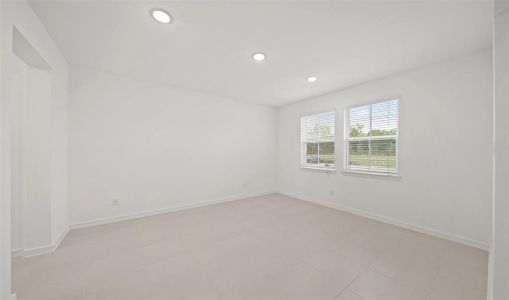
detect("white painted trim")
[12,192,274,257]
[51,227,69,252]
[278,191,490,251]
[12,227,70,258]
[342,169,401,179]
[70,191,275,230]
[4,294,17,300]
[300,166,336,173]
[10,248,23,258]
[12,245,53,258]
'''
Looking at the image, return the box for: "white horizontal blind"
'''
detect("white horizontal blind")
[345,99,398,174]
[301,111,335,169]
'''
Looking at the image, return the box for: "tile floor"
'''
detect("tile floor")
[13,194,488,300]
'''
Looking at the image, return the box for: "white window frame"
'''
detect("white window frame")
[300,110,336,172]
[343,99,400,177]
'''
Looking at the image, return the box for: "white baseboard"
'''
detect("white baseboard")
[12,191,487,258]
[12,227,70,258]
[51,226,70,252]
[70,191,275,230]
[10,248,23,257]
[13,191,273,257]
[4,294,16,300]
[12,244,54,257]
[19,190,485,254]
[278,191,490,251]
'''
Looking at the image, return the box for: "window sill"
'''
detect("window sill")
[300,166,336,173]
[342,169,401,179]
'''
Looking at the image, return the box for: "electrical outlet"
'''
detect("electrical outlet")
[112,199,120,206]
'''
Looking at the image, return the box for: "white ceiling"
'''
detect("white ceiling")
[29,0,492,106]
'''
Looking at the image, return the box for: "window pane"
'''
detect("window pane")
[348,140,369,171]
[346,99,399,174]
[370,138,397,172]
[301,111,335,169]
[302,111,335,142]
[319,142,334,167]
[370,100,398,136]
[349,105,370,137]
[305,142,319,165]
[319,111,335,141]
[303,119,320,142]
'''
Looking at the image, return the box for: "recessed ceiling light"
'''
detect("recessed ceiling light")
[151,9,171,24]
[252,53,266,61]
[307,76,318,83]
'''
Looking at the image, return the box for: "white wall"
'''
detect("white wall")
[490,2,509,298]
[277,50,493,249]
[2,2,69,253]
[20,67,54,250]
[9,55,26,254]
[69,67,276,226]
[0,0,6,297]
[1,0,69,295]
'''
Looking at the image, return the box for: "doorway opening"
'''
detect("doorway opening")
[10,26,53,258]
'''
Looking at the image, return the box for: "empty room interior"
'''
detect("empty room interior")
[1,0,509,300]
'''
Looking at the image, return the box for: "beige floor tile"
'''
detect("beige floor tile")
[349,269,428,300]
[336,288,365,300]
[369,251,440,294]
[428,254,488,300]
[303,248,368,290]
[330,237,380,265]
[270,261,346,300]
[12,194,488,300]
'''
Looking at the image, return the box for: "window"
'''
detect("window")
[345,99,399,175]
[301,111,335,170]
